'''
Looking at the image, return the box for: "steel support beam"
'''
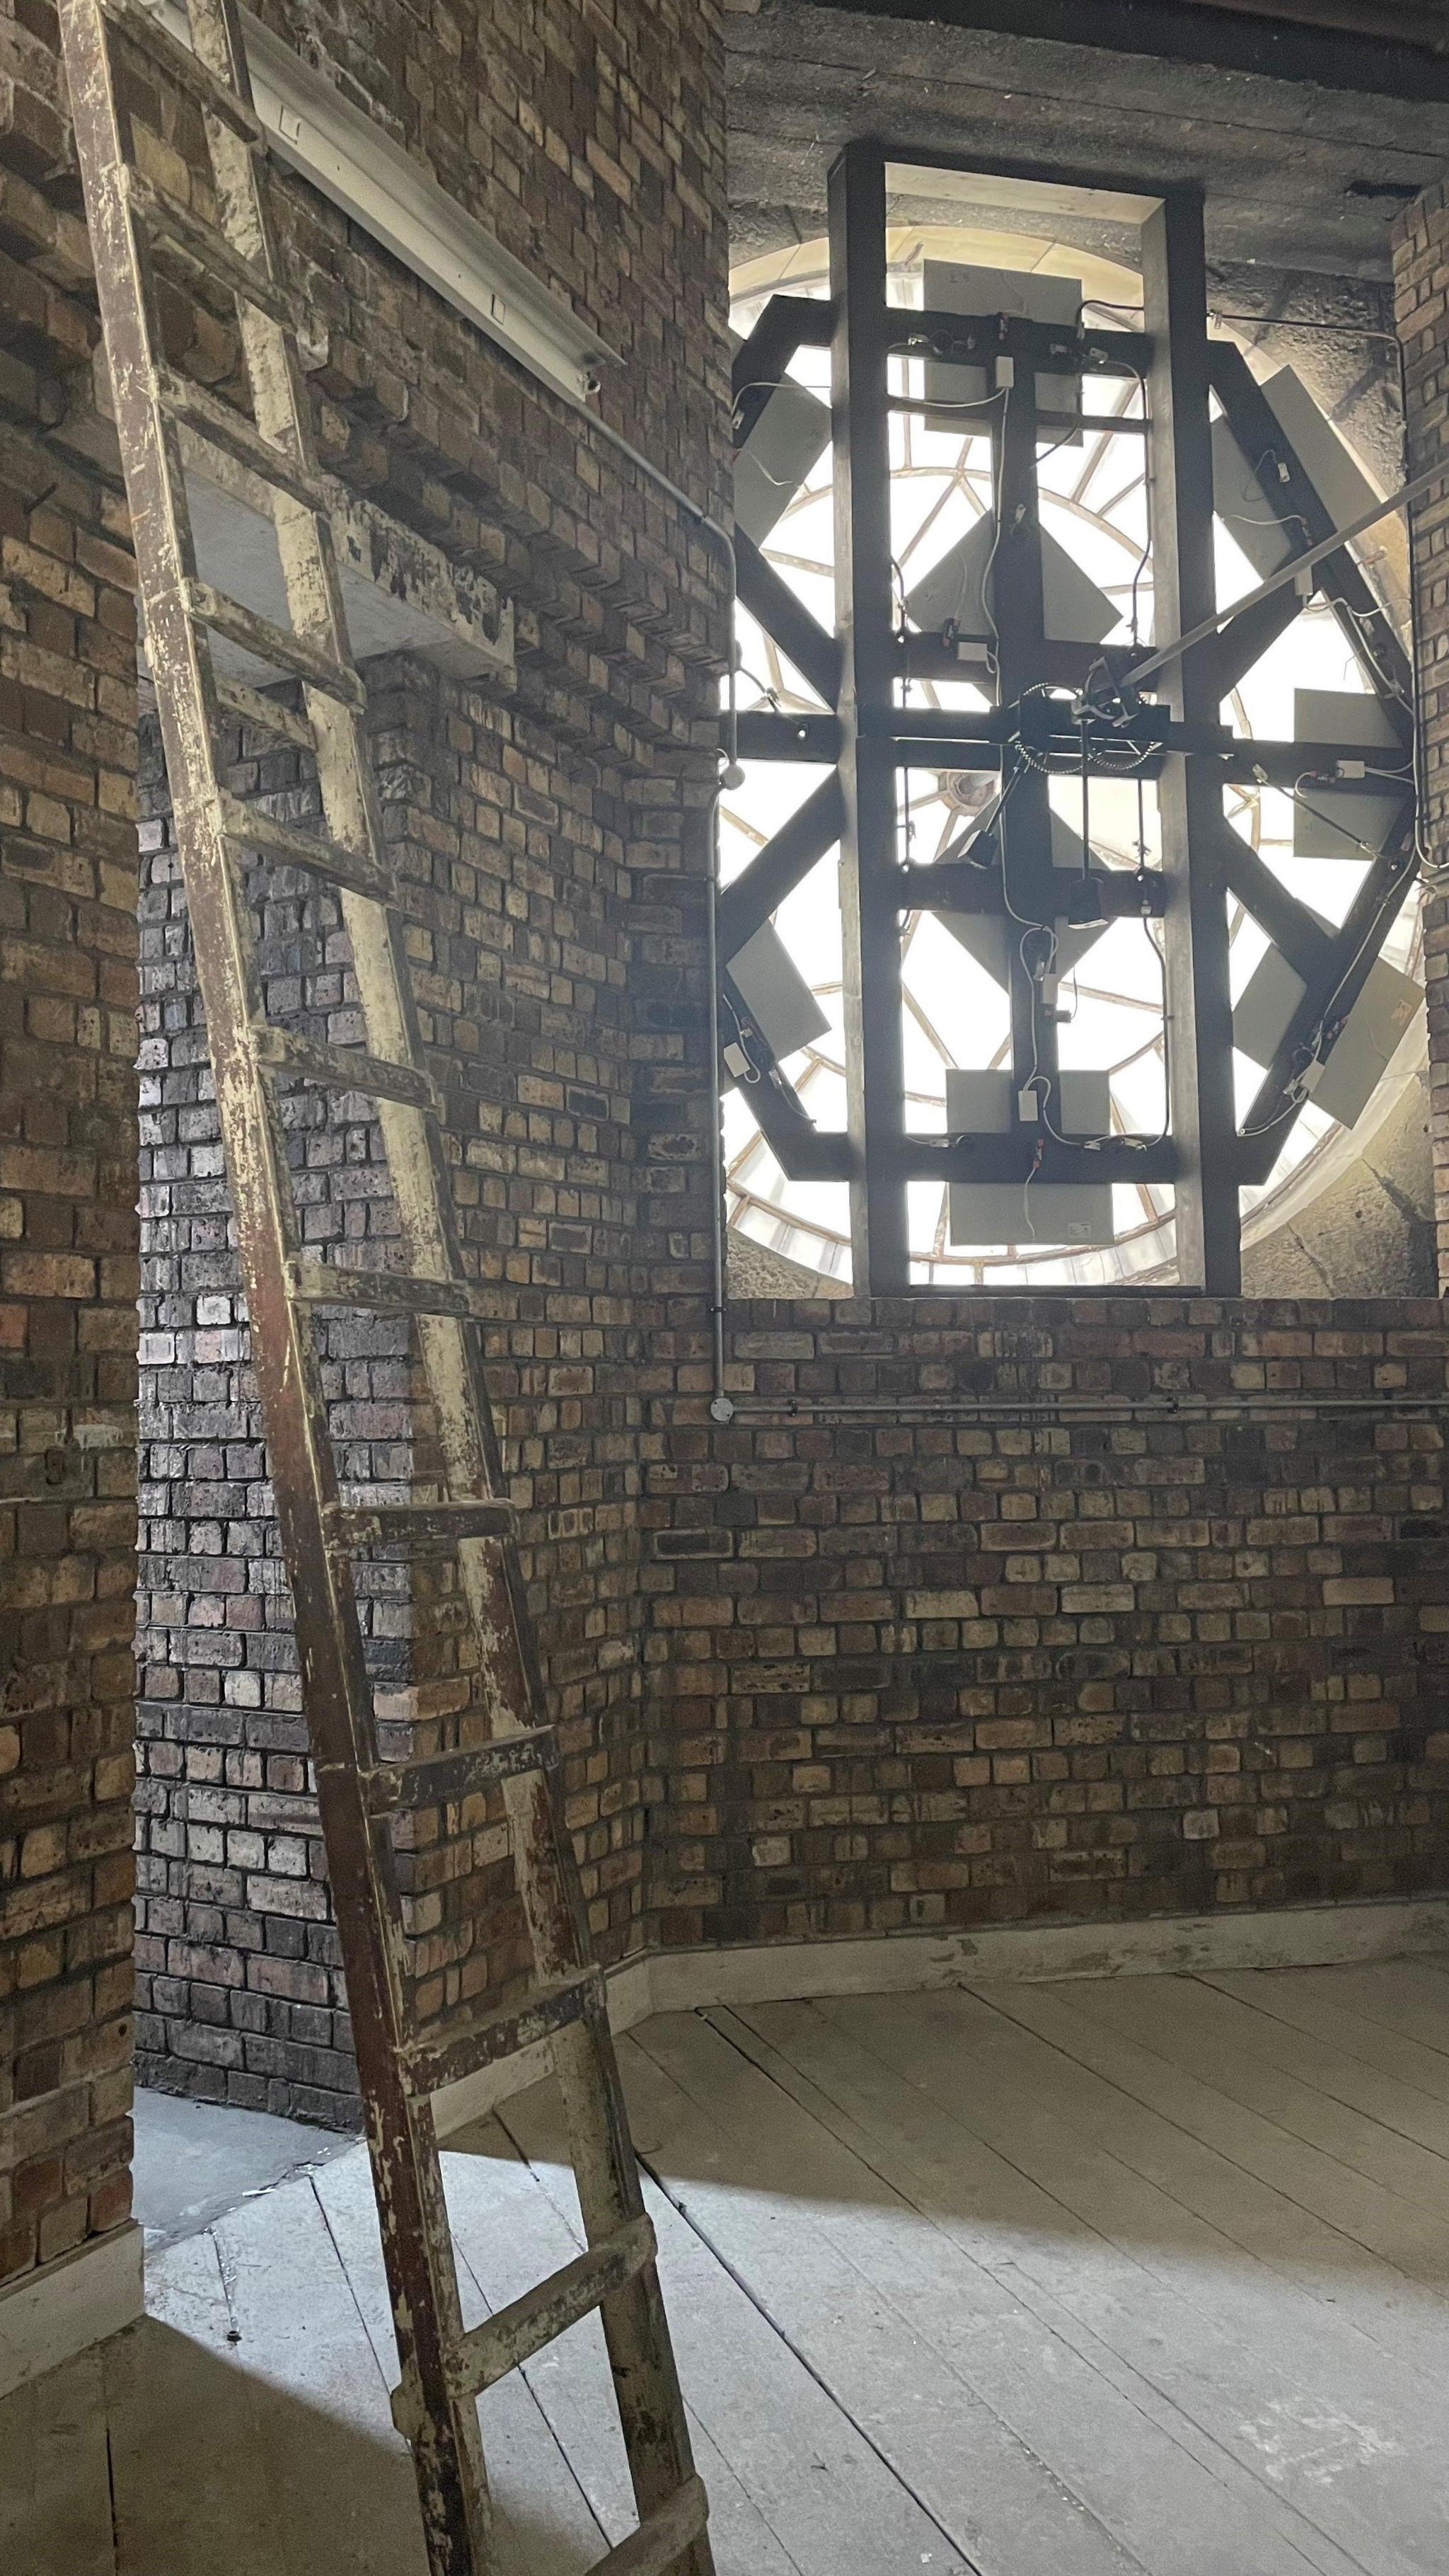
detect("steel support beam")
[1236,827,1419,1183]
[1208,343,1413,735]
[1144,190,1242,1292]
[989,364,1066,1139]
[734,531,841,708]
[830,142,910,1293]
[731,294,836,448]
[717,774,844,958]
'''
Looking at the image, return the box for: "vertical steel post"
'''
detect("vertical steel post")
[1143,188,1242,1292]
[988,362,1064,1153]
[830,142,910,1294]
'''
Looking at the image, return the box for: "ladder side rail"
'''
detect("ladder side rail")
[58,8,493,2565]
[151,9,714,2562]
[175,0,591,2030]
[175,1,597,1978]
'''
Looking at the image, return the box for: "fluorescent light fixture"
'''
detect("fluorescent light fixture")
[729,332,830,547]
[1291,690,1409,863]
[906,517,1115,655]
[945,1067,1115,1248]
[724,924,829,1074]
[1233,933,1421,1130]
[146,0,619,403]
[937,812,1112,989]
[923,262,1083,430]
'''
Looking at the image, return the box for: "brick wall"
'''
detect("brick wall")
[2,0,727,2199]
[644,1299,1449,1945]
[121,1,729,2120]
[134,649,719,2120]
[0,376,140,2279]
[1397,185,1449,1286]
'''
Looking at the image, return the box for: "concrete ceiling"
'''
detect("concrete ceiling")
[726,0,1449,286]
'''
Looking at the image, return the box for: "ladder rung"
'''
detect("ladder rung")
[364,1729,558,1816]
[253,1024,432,1108]
[589,2478,710,2576]
[219,793,391,902]
[122,164,296,327]
[215,673,315,750]
[288,1260,487,1321]
[101,0,263,144]
[190,582,366,709]
[156,364,330,512]
[454,2215,657,2400]
[401,1965,602,2097]
[328,1498,517,1548]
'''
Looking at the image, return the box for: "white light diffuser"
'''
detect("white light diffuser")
[1212,365,1407,632]
[729,331,831,548]
[725,923,829,1073]
[923,262,1083,431]
[937,812,1112,989]
[906,517,1116,655]
[1290,690,1411,862]
[1233,931,1421,1131]
[945,1067,1115,1247]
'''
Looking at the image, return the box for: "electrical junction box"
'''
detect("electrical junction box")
[1232,926,1421,1131]
[945,1066,1116,1248]
[922,262,1083,434]
[1290,689,1411,863]
[724,921,829,1079]
[729,329,831,548]
[906,517,1116,659]
[937,810,1113,990]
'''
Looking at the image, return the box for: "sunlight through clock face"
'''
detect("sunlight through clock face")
[724,228,1421,1290]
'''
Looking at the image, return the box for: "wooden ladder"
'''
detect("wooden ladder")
[57,1,712,2568]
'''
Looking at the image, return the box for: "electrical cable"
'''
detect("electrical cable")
[979,377,1010,682]
[1082,297,1401,350]
[729,376,827,432]
[1237,783,1419,1143]
[1392,329,1438,892]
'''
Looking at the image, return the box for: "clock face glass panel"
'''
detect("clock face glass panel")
[725,229,1421,1289]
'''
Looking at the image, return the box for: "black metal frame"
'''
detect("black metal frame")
[724,138,1418,1295]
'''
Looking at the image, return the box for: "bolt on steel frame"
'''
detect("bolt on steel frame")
[55,0,712,2567]
[726,139,1418,1296]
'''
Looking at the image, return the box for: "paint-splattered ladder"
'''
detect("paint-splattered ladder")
[56,1,712,2566]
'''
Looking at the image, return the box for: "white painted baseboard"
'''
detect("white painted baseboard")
[433,1892,1449,2137]
[0,2219,143,2400]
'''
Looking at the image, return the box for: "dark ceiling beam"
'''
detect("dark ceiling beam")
[733,0,1449,107]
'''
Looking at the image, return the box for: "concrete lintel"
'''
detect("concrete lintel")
[170,421,513,687]
[327,483,514,684]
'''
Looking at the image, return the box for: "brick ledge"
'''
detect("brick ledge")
[0,2221,143,2400]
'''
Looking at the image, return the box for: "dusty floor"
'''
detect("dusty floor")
[6,1960,1449,2572]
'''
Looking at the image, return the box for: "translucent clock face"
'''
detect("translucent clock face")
[724,229,1421,1289]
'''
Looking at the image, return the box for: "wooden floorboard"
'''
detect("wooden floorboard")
[315,2130,610,2575]
[1204,1967,1449,2102]
[710,2001,1365,2576]
[4,1958,1449,2572]
[501,2071,948,2574]
[0,2347,115,2576]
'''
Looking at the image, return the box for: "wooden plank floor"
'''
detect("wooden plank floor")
[6,1959,1449,2572]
